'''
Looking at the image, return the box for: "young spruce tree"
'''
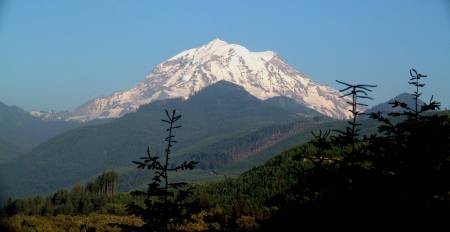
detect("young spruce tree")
[334,80,377,158]
[121,109,198,232]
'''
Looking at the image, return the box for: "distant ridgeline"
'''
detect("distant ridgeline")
[0,101,81,154]
[365,92,425,114]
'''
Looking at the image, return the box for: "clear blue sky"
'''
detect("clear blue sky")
[1,0,449,111]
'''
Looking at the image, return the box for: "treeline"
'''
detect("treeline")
[2,171,125,216]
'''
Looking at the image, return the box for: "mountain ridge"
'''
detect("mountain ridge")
[366,93,426,114]
[0,101,81,151]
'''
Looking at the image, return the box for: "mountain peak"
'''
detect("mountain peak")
[67,40,352,121]
[206,38,228,47]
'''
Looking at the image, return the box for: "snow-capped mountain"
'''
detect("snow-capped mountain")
[47,39,353,121]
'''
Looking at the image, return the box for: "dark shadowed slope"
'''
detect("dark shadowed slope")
[264,96,324,118]
[0,138,24,164]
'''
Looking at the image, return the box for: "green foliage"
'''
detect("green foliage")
[188,145,308,230]
[2,171,121,217]
[86,171,119,197]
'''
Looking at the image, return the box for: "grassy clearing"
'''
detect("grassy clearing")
[0,214,143,232]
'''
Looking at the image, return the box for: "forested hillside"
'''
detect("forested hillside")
[0,81,330,199]
[4,109,448,230]
[0,139,24,164]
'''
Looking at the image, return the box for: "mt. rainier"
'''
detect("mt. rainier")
[66,38,352,121]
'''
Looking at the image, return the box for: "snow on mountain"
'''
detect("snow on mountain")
[30,110,72,121]
[55,39,354,121]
